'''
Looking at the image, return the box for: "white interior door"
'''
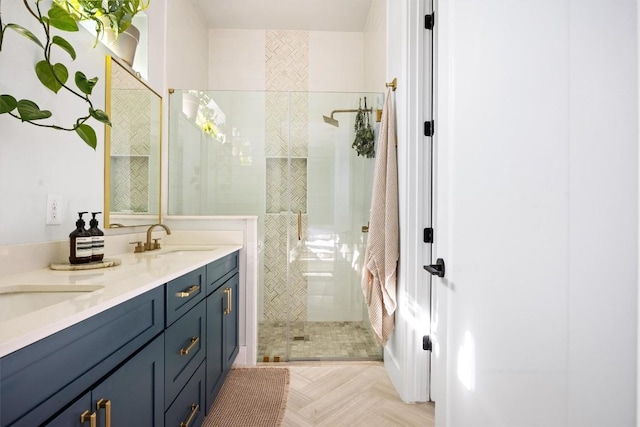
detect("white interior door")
[432,1,638,426]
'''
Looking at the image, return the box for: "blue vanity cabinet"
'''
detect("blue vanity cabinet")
[0,250,241,427]
[205,272,239,412]
[0,287,164,427]
[45,334,165,427]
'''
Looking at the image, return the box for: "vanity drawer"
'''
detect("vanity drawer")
[166,266,206,326]
[165,361,206,427]
[206,251,239,295]
[165,299,206,408]
[0,287,164,427]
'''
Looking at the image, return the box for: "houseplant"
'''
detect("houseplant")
[54,0,149,65]
[0,0,113,148]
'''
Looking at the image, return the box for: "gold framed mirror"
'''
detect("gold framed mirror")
[104,55,162,228]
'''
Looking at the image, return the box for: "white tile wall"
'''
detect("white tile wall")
[208,30,266,90]
[309,31,365,92]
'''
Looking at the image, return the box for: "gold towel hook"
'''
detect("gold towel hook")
[385,78,397,91]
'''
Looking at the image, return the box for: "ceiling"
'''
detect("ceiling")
[191,0,374,32]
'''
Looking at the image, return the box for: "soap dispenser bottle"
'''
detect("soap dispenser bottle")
[69,212,92,264]
[89,211,104,262]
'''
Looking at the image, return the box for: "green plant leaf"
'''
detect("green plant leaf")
[75,124,97,149]
[36,61,69,93]
[90,108,111,126]
[0,95,18,114]
[5,24,44,49]
[47,4,79,32]
[16,100,52,121]
[52,36,77,60]
[75,72,98,95]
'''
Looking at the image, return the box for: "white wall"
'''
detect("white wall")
[364,0,387,92]
[308,32,365,92]
[165,1,209,90]
[0,2,167,247]
[208,30,265,91]
[0,2,109,246]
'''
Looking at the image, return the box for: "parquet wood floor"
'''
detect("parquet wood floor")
[269,362,435,426]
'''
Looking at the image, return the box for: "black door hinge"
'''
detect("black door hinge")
[423,335,433,351]
[424,227,433,243]
[425,13,435,30]
[424,120,434,137]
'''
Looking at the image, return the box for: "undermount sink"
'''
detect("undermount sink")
[157,246,220,256]
[0,285,104,323]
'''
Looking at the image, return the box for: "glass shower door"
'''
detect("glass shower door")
[284,91,383,360]
[167,89,383,362]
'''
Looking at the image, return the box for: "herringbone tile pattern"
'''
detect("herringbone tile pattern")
[265,31,309,91]
[266,158,307,213]
[111,157,149,212]
[264,214,309,321]
[278,363,435,426]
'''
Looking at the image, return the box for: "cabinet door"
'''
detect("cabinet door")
[45,335,164,427]
[223,273,239,371]
[91,334,165,427]
[165,300,206,408]
[165,362,205,427]
[44,393,92,427]
[205,286,225,412]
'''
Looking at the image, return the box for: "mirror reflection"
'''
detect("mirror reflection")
[104,56,162,228]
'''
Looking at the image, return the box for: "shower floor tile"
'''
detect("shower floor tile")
[258,321,382,361]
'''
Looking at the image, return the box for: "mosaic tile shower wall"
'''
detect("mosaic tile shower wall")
[263,214,308,322]
[263,31,310,322]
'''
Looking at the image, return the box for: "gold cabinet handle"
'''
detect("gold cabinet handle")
[298,210,302,240]
[176,285,200,298]
[96,399,111,427]
[179,336,200,355]
[80,410,97,427]
[228,287,233,314]
[224,288,232,315]
[180,403,199,427]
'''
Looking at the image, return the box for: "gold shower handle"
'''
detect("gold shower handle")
[298,211,302,240]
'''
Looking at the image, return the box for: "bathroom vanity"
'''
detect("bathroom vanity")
[0,246,240,427]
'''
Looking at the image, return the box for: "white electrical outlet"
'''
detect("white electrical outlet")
[46,195,64,225]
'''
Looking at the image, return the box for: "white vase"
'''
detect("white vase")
[182,93,199,120]
[102,24,140,67]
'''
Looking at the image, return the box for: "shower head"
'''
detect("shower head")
[323,115,339,127]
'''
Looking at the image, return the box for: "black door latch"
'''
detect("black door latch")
[424,258,445,277]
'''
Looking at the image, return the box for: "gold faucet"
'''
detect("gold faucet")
[145,223,172,251]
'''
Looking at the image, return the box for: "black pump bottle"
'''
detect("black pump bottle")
[69,212,92,264]
[89,212,105,262]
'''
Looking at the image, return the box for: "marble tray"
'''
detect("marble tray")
[49,258,121,271]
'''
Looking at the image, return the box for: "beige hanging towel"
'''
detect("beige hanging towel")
[361,87,399,346]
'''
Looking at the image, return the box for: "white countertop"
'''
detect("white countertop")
[0,244,242,358]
